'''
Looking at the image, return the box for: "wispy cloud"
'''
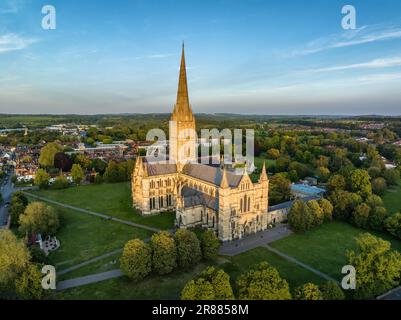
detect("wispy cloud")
[0,0,26,14]
[291,25,401,56]
[0,33,37,53]
[309,56,401,73]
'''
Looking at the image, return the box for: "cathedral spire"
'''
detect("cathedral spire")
[171,43,194,121]
[259,161,268,182]
[220,167,229,189]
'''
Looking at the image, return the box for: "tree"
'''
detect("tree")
[368,167,381,179]
[269,174,291,205]
[74,154,91,169]
[384,213,401,239]
[181,267,234,300]
[317,167,330,182]
[327,175,346,193]
[319,198,334,222]
[15,264,45,300]
[71,164,85,185]
[349,169,372,198]
[372,177,387,196]
[10,192,28,227]
[267,148,280,159]
[120,239,152,281]
[19,202,60,237]
[53,152,72,172]
[352,203,371,229]
[347,233,401,299]
[383,169,400,186]
[319,281,345,300]
[52,175,69,189]
[288,200,314,232]
[237,262,291,300]
[103,161,121,183]
[369,206,388,231]
[0,230,31,290]
[174,229,202,269]
[39,142,63,168]
[307,200,324,227]
[294,283,323,300]
[329,190,361,221]
[34,168,50,189]
[199,230,220,261]
[150,231,177,275]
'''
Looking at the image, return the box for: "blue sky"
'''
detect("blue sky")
[1,0,401,115]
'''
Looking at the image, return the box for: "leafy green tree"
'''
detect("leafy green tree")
[352,203,371,229]
[383,169,400,186]
[150,231,177,275]
[74,154,91,169]
[329,190,361,221]
[10,192,28,227]
[199,230,220,261]
[269,174,291,205]
[15,264,45,300]
[347,233,401,299]
[52,175,69,189]
[350,169,372,198]
[103,161,121,183]
[307,200,324,227]
[181,267,234,300]
[0,230,31,290]
[288,200,314,232]
[39,142,63,168]
[294,283,323,300]
[368,167,382,179]
[34,168,50,189]
[327,175,346,193]
[319,281,345,300]
[372,177,387,195]
[317,167,330,182]
[71,164,85,185]
[267,148,280,159]
[120,239,152,281]
[174,229,202,269]
[237,262,292,300]
[19,202,60,237]
[369,206,388,231]
[366,194,383,208]
[384,213,401,239]
[319,198,334,222]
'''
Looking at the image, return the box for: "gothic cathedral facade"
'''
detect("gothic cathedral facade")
[131,45,271,241]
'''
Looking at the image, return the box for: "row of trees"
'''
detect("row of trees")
[120,229,220,282]
[288,198,333,232]
[181,262,344,300]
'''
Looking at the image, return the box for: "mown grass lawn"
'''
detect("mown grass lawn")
[41,205,153,270]
[30,182,175,229]
[270,221,401,281]
[382,180,401,215]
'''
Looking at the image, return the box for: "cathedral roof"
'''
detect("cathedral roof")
[171,43,194,122]
[182,163,242,187]
[146,162,177,176]
[181,186,219,211]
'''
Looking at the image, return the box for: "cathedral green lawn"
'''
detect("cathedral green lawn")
[43,206,153,270]
[30,182,175,230]
[270,221,401,281]
[382,180,401,214]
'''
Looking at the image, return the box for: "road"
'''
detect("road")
[0,170,14,227]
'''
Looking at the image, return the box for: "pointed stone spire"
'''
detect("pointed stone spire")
[220,167,229,189]
[259,161,268,182]
[171,43,194,122]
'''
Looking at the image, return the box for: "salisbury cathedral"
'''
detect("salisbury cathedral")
[131,45,270,241]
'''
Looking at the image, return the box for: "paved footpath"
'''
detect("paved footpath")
[264,244,337,282]
[219,224,292,256]
[57,269,124,291]
[24,192,161,233]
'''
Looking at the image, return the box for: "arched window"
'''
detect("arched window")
[248,197,251,212]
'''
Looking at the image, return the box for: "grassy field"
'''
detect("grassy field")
[271,221,401,281]
[31,182,175,230]
[382,180,401,215]
[40,206,153,270]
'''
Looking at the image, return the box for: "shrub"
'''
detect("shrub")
[120,239,152,281]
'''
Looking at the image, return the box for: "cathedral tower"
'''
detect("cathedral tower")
[169,44,197,167]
